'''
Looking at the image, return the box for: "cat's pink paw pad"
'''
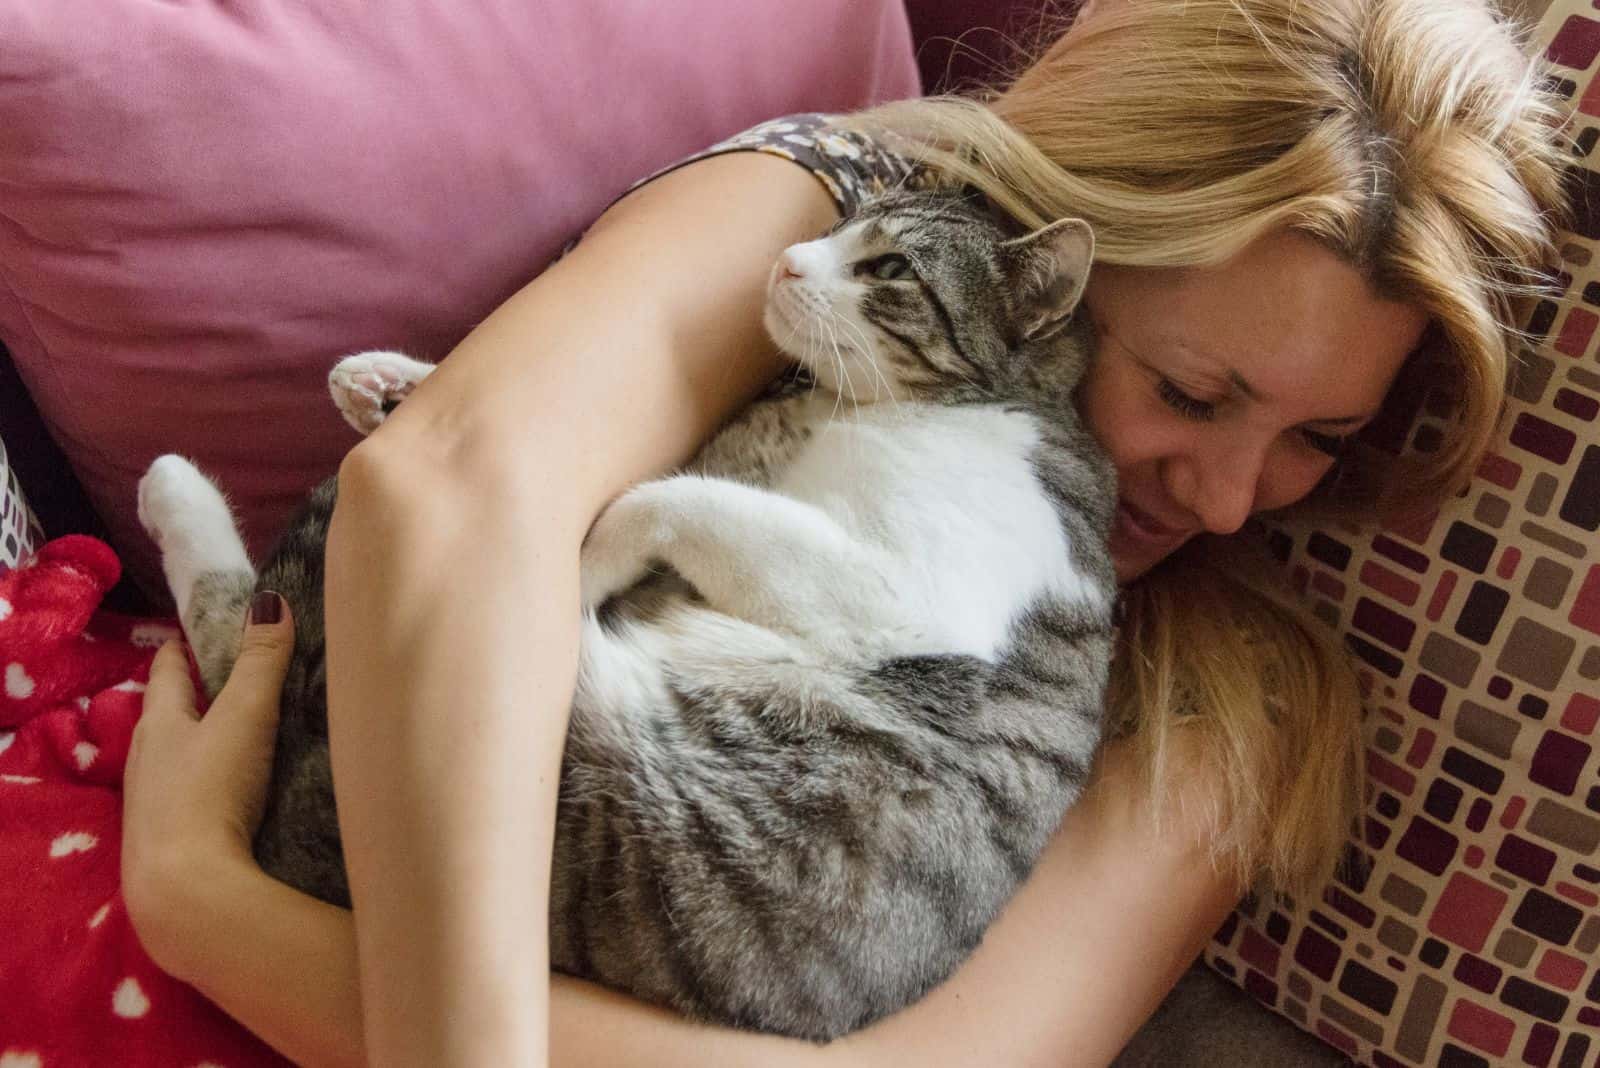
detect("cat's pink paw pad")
[328,351,437,435]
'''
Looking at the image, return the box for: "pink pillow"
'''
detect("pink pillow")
[0,1,918,592]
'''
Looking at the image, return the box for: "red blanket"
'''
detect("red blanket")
[0,536,286,1067]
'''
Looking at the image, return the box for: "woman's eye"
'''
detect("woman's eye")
[854,254,913,281]
[1156,378,1216,422]
[1300,428,1348,458]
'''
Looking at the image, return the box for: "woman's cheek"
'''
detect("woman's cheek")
[1257,446,1336,512]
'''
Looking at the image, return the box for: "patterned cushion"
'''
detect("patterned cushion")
[1204,5,1600,1065]
[0,435,43,573]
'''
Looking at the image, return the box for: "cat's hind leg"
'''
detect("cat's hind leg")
[327,350,437,435]
[138,455,256,699]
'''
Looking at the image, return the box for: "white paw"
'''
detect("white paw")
[138,455,227,550]
[137,454,250,615]
[579,488,671,612]
[328,351,437,435]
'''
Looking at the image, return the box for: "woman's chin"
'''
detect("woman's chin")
[1109,529,1188,585]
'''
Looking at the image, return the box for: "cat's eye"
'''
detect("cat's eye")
[854,253,914,281]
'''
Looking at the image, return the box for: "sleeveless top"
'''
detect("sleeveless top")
[627,112,926,219]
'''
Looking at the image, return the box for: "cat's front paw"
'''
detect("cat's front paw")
[579,487,672,612]
[138,454,227,551]
[328,351,437,435]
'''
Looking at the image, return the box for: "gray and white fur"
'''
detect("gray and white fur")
[137,191,1118,1041]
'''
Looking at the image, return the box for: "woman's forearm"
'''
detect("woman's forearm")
[168,856,828,1068]
[324,154,839,1064]
[325,463,579,1065]
[158,854,365,1068]
[169,734,1240,1068]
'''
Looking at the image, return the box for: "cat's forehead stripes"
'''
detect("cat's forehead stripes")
[850,199,999,247]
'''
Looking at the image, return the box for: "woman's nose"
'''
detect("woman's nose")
[1166,441,1264,537]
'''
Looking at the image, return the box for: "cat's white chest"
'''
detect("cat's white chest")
[777,404,1082,659]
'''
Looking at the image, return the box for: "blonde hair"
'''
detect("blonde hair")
[856,0,1567,897]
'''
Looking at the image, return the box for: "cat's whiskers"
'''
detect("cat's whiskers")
[786,311,829,405]
[833,323,872,471]
[800,326,825,404]
[828,312,885,460]
[817,311,849,429]
[831,312,899,412]
[824,312,870,453]
[773,306,807,359]
[832,316,870,450]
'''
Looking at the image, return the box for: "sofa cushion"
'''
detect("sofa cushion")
[1205,4,1600,1063]
[0,0,918,592]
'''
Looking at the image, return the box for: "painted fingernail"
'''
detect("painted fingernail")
[249,591,284,626]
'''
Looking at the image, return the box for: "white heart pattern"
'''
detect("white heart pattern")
[0,597,12,621]
[0,732,12,757]
[4,662,34,700]
[49,831,98,858]
[0,1051,44,1068]
[112,976,151,1019]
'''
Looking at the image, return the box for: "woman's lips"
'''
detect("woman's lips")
[1114,497,1188,546]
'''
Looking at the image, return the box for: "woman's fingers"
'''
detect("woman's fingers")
[144,638,199,723]
[123,590,298,972]
[213,592,295,738]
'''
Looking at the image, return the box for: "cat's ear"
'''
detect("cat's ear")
[1003,218,1095,342]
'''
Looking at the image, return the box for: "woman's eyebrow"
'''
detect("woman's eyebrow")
[1225,368,1374,426]
[1137,330,1378,426]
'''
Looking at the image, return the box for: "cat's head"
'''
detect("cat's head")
[763,191,1095,404]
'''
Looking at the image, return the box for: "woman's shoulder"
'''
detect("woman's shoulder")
[632,112,926,218]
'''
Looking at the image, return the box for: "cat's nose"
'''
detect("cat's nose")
[776,251,805,281]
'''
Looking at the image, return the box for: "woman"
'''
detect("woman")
[120,0,1566,1064]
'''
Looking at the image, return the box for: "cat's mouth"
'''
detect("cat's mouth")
[764,272,835,367]
[762,291,807,365]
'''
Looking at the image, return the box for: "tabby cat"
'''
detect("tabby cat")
[137,191,1118,1040]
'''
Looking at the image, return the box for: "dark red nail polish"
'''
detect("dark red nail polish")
[249,591,284,625]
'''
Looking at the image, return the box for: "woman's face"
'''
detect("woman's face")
[1078,230,1429,583]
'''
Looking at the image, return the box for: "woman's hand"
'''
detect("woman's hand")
[122,591,294,979]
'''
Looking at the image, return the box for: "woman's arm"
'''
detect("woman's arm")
[137,730,1240,1068]
[321,151,839,1065]
[550,732,1246,1068]
[214,142,1241,1065]
[838,732,1243,1067]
